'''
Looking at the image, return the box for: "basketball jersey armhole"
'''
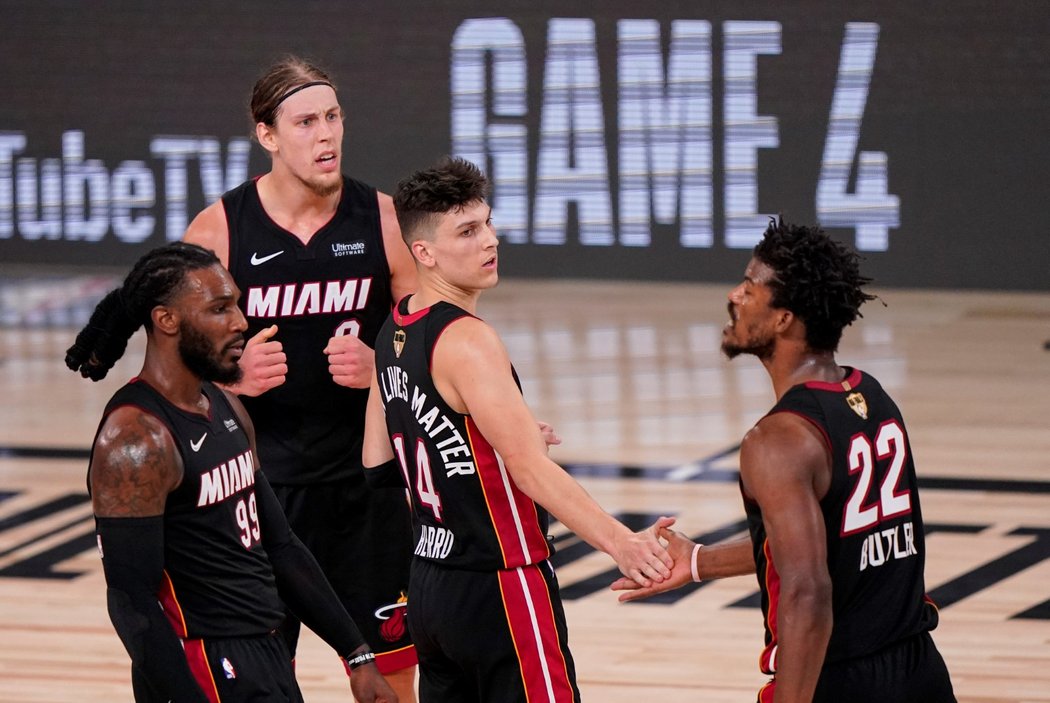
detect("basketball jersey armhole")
[427,313,476,373]
[767,408,833,457]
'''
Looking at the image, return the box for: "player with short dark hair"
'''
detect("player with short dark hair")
[67,242,397,702]
[183,55,418,699]
[615,218,956,703]
[363,156,676,702]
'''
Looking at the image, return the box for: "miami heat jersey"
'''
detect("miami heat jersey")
[374,297,552,571]
[223,176,394,484]
[743,368,938,672]
[92,379,284,638]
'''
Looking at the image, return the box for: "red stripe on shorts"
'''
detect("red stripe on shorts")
[498,565,574,702]
[182,638,220,703]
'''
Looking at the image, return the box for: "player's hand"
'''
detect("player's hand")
[229,325,287,397]
[612,527,696,602]
[611,515,676,588]
[348,661,399,703]
[324,333,374,388]
[538,421,561,449]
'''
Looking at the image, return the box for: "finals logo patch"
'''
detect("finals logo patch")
[393,329,406,358]
[846,391,868,419]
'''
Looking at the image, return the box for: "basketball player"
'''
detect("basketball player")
[362,157,675,702]
[65,242,397,702]
[183,56,418,698]
[613,219,956,702]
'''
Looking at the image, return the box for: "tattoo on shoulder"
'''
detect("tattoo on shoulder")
[91,412,180,517]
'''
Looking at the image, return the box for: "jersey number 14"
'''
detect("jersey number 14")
[392,434,444,521]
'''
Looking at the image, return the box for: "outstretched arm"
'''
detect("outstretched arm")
[91,407,210,702]
[740,414,833,703]
[612,533,756,601]
[435,318,673,587]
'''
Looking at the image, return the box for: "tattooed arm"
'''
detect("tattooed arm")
[90,406,183,517]
[90,407,209,701]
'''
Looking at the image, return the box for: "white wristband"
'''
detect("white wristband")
[690,542,703,583]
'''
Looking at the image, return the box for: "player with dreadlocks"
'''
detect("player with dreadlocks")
[614,218,956,703]
[67,242,397,703]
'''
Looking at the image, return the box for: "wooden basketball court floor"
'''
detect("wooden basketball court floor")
[1,269,1048,702]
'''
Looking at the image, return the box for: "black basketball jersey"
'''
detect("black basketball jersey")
[91,378,285,638]
[223,176,394,484]
[374,297,552,571]
[743,368,938,673]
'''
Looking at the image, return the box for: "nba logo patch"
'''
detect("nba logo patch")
[393,329,406,358]
[222,657,236,679]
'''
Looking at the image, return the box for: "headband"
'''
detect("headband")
[276,80,335,107]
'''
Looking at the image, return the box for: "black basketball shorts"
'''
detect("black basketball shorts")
[409,557,581,703]
[757,630,956,703]
[132,631,303,702]
[273,477,416,672]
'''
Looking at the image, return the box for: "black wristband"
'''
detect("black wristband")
[345,651,376,670]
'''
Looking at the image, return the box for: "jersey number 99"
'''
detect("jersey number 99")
[235,493,261,548]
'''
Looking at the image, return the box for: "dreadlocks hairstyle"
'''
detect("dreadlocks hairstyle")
[65,242,220,381]
[753,217,877,353]
[392,156,490,244]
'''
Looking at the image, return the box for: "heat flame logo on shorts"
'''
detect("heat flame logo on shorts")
[374,592,409,643]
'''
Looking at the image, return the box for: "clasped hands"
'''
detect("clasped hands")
[611,525,699,600]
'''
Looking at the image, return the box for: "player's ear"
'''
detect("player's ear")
[775,308,796,334]
[256,122,278,154]
[151,304,180,336]
[411,239,435,268]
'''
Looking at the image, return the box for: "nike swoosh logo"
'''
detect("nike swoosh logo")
[190,433,207,452]
[250,250,284,266]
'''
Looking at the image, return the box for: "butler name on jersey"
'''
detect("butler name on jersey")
[859,520,919,571]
